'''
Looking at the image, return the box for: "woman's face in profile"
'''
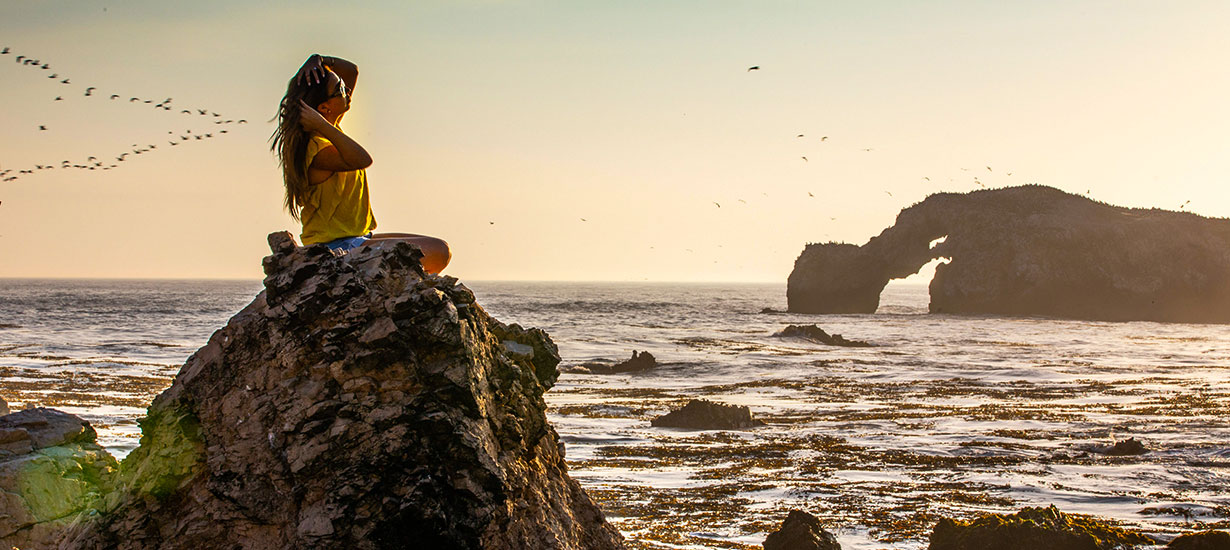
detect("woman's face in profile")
[317,71,350,117]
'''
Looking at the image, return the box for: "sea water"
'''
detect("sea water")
[0,279,1226,549]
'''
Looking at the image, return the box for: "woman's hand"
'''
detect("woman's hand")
[296,54,326,86]
[297,99,332,132]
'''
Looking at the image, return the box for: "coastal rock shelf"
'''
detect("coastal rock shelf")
[787,185,1230,322]
[11,232,624,549]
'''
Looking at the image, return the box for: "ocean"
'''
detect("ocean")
[0,278,1227,549]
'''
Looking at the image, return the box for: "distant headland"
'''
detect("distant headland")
[788,185,1230,323]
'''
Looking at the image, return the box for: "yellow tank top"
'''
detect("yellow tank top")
[299,134,378,245]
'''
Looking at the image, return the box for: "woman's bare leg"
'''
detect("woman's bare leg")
[362,233,451,274]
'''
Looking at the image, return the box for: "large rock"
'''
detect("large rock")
[763,510,841,550]
[1166,530,1230,549]
[928,505,1154,550]
[0,408,118,550]
[0,395,8,416]
[651,399,766,430]
[53,232,624,550]
[788,185,1230,322]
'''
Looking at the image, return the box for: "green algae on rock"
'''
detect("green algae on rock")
[928,504,1155,550]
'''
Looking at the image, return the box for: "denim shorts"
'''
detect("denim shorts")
[322,233,372,252]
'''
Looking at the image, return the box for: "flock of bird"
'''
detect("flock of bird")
[0,46,248,184]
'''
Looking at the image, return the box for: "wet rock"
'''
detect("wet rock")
[581,350,658,375]
[760,307,783,314]
[763,510,841,550]
[1166,530,1230,549]
[0,395,8,416]
[776,325,871,347]
[50,231,624,550]
[651,399,766,430]
[0,408,118,550]
[928,504,1155,550]
[788,185,1230,322]
[1101,437,1148,456]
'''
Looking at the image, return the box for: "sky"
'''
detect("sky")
[1,1,1228,282]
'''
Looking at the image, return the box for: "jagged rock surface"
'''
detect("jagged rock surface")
[763,510,841,550]
[0,396,8,416]
[59,232,624,550]
[0,408,117,550]
[788,185,1230,322]
[928,505,1154,550]
[651,399,765,430]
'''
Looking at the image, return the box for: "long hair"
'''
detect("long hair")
[270,69,336,222]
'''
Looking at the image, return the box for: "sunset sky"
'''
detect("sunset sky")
[2,1,1227,282]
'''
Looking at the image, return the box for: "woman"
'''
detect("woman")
[271,54,451,274]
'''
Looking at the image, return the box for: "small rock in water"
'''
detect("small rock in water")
[651,399,766,430]
[763,510,841,550]
[760,307,782,314]
[1104,437,1148,456]
[579,350,658,375]
[1165,530,1230,550]
[776,324,871,347]
[929,504,1155,550]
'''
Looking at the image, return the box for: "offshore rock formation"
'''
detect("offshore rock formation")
[775,325,871,347]
[49,232,624,549]
[651,399,765,430]
[928,505,1154,550]
[763,510,841,550]
[576,350,658,375]
[788,185,1230,322]
[0,408,117,550]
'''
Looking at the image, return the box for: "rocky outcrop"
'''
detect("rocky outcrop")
[0,396,8,416]
[0,408,117,550]
[1166,530,1230,549]
[1097,437,1148,456]
[763,510,841,550]
[928,505,1154,550]
[788,185,1230,322]
[775,325,870,347]
[577,351,658,375]
[651,399,765,430]
[50,232,624,550]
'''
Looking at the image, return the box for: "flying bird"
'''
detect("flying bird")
[181,110,191,114]
[54,96,62,101]
[60,78,70,84]
[110,94,119,100]
[801,156,808,162]
[1,47,9,54]
[747,66,760,71]
[197,109,207,115]
[40,64,48,69]
[84,87,95,96]
[820,136,828,141]
[38,125,47,131]
[237,119,247,124]
[713,202,721,208]
[16,55,24,62]
[797,134,805,138]
[986,166,992,172]
[130,97,140,102]
[47,73,57,78]
[808,192,814,197]
[885,191,893,197]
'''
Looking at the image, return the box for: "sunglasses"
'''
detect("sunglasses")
[329,81,349,100]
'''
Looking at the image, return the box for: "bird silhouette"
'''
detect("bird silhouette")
[16,55,24,62]
[54,96,62,101]
[801,156,808,162]
[797,134,805,138]
[238,120,247,124]
[197,109,207,115]
[38,125,47,131]
[110,94,119,100]
[40,64,48,69]
[181,110,191,114]
[1,47,8,54]
[84,87,95,96]
[885,191,893,197]
[808,192,814,197]
[747,66,760,71]
[713,202,721,208]
[986,166,992,172]
[60,78,69,84]
[47,73,57,79]
[820,136,828,141]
